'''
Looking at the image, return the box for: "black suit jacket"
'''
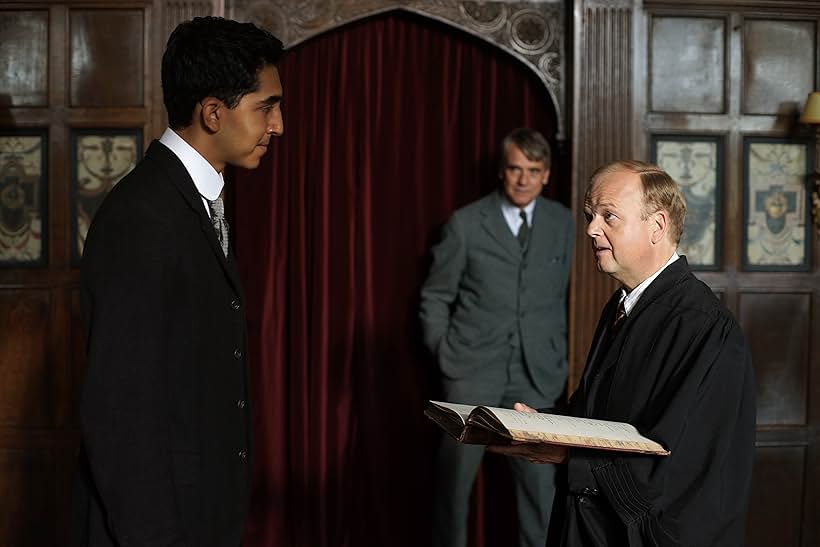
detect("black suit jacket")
[72,141,252,547]
[561,257,756,547]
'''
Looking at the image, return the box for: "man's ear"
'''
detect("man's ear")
[650,209,668,244]
[199,97,222,133]
[541,169,551,187]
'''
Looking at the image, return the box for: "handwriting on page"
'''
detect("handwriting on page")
[493,408,644,441]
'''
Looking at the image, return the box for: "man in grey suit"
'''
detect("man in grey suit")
[421,128,573,547]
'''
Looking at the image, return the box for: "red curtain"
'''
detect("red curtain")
[232,11,562,547]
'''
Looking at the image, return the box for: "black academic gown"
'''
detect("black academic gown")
[560,257,756,547]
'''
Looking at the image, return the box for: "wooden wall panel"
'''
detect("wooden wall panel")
[739,292,810,425]
[650,16,725,113]
[0,2,163,544]
[742,19,816,115]
[0,10,48,107]
[69,288,85,425]
[746,446,805,547]
[0,289,52,428]
[637,3,818,544]
[69,9,145,107]
[0,449,55,547]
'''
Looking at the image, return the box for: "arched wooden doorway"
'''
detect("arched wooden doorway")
[227,0,569,139]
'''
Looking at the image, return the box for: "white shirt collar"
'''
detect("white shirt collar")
[619,252,680,316]
[159,128,224,201]
[500,194,537,234]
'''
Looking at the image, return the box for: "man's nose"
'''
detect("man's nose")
[585,217,600,238]
[267,109,284,136]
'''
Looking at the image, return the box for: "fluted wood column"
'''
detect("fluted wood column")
[568,0,635,391]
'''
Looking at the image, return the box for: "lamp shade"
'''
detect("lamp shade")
[800,92,820,124]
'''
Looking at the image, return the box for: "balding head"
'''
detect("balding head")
[584,161,686,289]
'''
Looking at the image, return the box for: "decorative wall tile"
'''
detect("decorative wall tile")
[0,131,47,266]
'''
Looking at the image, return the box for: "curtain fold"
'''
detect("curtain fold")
[232,11,562,547]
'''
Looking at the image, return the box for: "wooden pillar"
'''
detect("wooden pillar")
[568,0,636,391]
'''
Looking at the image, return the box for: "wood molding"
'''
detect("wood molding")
[645,0,820,15]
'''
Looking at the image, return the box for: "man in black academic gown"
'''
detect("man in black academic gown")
[492,160,756,546]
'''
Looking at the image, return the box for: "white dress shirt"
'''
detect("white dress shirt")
[619,252,680,315]
[159,128,224,218]
[500,195,536,236]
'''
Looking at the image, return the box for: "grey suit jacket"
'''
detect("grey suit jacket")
[420,190,573,401]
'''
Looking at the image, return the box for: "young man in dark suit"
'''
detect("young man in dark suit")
[420,128,574,547]
[492,161,756,547]
[72,17,283,547]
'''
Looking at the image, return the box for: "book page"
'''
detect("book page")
[491,408,640,440]
[428,401,475,425]
[472,406,669,455]
[425,401,482,442]
[425,401,669,455]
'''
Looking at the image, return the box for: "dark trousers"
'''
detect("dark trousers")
[432,346,557,547]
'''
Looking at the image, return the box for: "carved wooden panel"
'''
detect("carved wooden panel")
[0,10,48,107]
[746,446,805,547]
[738,292,809,425]
[650,16,725,113]
[742,19,816,116]
[0,449,55,547]
[69,9,145,107]
[227,0,567,137]
[0,289,52,427]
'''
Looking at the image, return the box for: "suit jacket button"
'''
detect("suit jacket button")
[238,449,247,460]
[234,348,243,359]
[237,399,246,409]
[231,299,240,310]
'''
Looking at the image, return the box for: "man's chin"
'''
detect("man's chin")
[593,259,614,274]
[234,158,262,171]
[509,195,535,208]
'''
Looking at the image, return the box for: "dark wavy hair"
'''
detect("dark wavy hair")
[161,16,284,129]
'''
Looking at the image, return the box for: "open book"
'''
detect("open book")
[425,400,669,455]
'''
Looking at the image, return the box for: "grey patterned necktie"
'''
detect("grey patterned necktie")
[517,209,529,247]
[611,298,627,333]
[208,197,229,257]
